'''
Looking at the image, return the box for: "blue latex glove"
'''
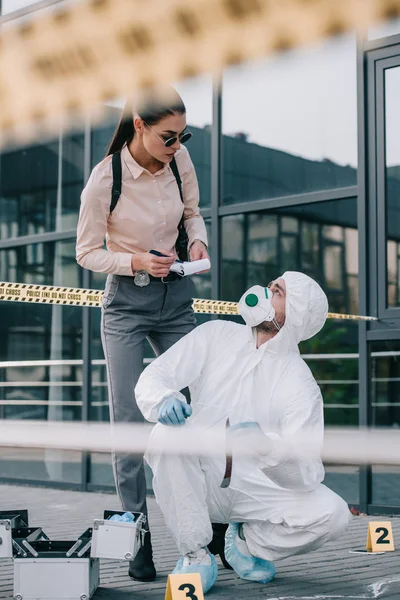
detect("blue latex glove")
[109,512,135,523]
[157,395,192,426]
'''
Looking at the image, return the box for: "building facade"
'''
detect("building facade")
[0,2,400,514]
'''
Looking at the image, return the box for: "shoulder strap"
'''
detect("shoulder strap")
[110,151,122,214]
[170,157,184,204]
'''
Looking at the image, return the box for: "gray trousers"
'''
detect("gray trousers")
[101,274,197,515]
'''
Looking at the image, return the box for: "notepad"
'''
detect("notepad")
[169,258,211,277]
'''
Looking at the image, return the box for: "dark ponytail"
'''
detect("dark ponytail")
[106,104,135,156]
[105,86,186,157]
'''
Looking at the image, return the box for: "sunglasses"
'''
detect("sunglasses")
[144,121,192,147]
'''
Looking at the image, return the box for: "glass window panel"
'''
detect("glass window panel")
[371,341,400,506]
[324,245,343,291]
[91,105,121,168]
[175,75,212,208]
[222,35,357,204]
[385,66,400,307]
[301,222,319,272]
[281,217,298,233]
[0,132,84,238]
[281,236,298,272]
[0,240,83,484]
[323,225,344,242]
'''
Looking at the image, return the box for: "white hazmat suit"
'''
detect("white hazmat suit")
[136,271,351,563]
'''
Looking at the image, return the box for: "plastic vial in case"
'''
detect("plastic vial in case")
[90,510,146,561]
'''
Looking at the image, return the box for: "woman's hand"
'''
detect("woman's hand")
[189,240,210,273]
[131,250,175,278]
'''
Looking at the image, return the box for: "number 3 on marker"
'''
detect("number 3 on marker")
[178,583,198,600]
[165,573,204,600]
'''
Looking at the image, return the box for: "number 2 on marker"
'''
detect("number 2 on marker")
[375,527,390,544]
[366,521,394,552]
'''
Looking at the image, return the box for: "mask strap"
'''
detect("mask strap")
[272,318,281,331]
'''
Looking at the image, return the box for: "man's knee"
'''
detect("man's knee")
[145,424,175,470]
[145,424,196,472]
[324,494,351,540]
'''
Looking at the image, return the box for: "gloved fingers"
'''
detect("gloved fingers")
[158,402,175,425]
[171,402,186,425]
[182,403,192,418]
[158,398,191,426]
[159,404,178,426]
[158,402,185,426]
[157,406,170,425]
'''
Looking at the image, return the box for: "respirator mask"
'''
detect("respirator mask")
[238,285,281,330]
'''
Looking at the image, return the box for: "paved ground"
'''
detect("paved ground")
[1,484,400,600]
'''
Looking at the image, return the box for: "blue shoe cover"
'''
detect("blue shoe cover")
[225,523,276,584]
[172,549,218,594]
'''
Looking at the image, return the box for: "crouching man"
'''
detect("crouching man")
[135,271,351,593]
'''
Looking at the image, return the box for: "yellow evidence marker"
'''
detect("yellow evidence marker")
[366,521,395,553]
[165,573,204,600]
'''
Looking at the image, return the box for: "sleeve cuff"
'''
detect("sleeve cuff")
[116,252,134,276]
[148,389,187,422]
[188,236,208,251]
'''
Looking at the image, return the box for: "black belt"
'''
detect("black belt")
[221,418,232,488]
[148,272,181,283]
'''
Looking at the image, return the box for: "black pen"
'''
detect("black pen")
[149,249,183,263]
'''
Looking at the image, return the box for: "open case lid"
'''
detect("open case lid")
[13,528,93,559]
[0,510,28,528]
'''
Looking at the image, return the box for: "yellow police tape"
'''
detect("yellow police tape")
[0,0,398,146]
[0,281,377,320]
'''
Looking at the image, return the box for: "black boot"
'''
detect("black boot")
[129,531,156,581]
[207,523,233,570]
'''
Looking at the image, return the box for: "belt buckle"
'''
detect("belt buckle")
[134,271,150,287]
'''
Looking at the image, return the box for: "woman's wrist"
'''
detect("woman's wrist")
[190,239,207,250]
[131,254,141,273]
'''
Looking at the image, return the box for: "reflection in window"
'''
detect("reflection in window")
[371,341,400,505]
[222,198,358,313]
[0,240,84,483]
[222,35,357,204]
[385,66,400,307]
[0,240,82,287]
[0,133,84,238]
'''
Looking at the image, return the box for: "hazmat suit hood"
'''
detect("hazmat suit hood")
[239,271,329,354]
[280,271,328,345]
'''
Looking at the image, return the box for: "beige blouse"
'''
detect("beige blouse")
[76,144,208,276]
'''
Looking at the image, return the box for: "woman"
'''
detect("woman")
[76,87,209,581]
